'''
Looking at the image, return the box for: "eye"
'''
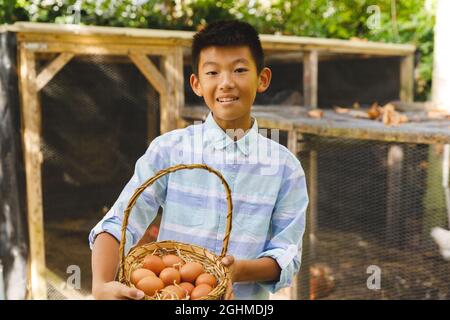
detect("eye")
[235,68,248,73]
[205,71,217,76]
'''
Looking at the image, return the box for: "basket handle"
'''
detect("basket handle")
[118,164,233,282]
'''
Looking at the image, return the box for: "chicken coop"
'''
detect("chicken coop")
[1,22,449,300]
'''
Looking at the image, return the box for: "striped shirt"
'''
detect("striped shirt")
[89,112,308,299]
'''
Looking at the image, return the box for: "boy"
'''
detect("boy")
[89,20,308,300]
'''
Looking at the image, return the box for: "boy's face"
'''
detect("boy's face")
[190,46,271,129]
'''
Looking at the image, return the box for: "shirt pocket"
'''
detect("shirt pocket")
[164,191,206,227]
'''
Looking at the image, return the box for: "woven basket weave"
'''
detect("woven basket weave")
[118,164,233,300]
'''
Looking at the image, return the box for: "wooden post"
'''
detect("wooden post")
[18,47,47,299]
[301,49,319,300]
[160,53,179,134]
[400,54,414,103]
[288,130,298,156]
[308,150,318,262]
[294,142,315,300]
[172,47,189,129]
[392,51,412,246]
[303,50,318,109]
[287,129,299,300]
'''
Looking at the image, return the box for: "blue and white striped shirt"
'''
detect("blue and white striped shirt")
[89,112,308,299]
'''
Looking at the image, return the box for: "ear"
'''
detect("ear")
[257,67,272,93]
[190,73,203,97]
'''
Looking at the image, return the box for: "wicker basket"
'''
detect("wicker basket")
[118,164,233,300]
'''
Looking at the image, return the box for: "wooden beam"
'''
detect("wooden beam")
[129,53,168,96]
[400,54,414,102]
[12,22,415,56]
[18,48,47,300]
[181,105,450,145]
[36,52,74,92]
[303,51,318,108]
[20,41,171,56]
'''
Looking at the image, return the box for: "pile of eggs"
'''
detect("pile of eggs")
[130,254,217,300]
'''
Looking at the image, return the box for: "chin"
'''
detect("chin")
[210,106,249,121]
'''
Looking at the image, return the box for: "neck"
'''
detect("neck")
[212,113,253,140]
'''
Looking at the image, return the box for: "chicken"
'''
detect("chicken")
[431,227,450,260]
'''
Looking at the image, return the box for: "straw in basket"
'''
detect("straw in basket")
[118,164,233,300]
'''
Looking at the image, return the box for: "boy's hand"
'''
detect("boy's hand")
[221,256,237,300]
[92,281,145,300]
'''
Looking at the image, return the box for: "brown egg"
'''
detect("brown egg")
[143,255,165,276]
[195,273,217,288]
[180,262,204,283]
[161,285,186,300]
[162,254,184,269]
[179,282,195,295]
[130,268,156,285]
[190,284,213,300]
[136,276,164,297]
[159,267,181,286]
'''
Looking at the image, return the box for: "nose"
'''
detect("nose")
[219,72,235,90]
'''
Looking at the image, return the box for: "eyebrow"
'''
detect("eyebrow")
[202,58,250,68]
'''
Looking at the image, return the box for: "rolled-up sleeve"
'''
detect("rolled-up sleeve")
[88,136,169,254]
[257,157,308,293]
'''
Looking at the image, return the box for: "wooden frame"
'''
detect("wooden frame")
[16,26,185,299]
[18,46,47,300]
[11,22,418,300]
[10,22,415,56]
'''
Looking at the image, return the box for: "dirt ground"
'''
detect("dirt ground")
[44,213,450,300]
[312,228,450,300]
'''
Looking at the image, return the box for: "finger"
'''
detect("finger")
[221,255,234,266]
[119,285,145,300]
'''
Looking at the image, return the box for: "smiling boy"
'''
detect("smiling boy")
[90,20,308,300]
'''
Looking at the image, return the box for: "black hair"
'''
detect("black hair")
[191,20,265,76]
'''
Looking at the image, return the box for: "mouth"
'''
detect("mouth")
[216,96,239,104]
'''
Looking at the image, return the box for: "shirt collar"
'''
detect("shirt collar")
[203,112,258,156]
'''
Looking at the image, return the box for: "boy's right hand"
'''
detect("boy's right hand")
[92,281,145,300]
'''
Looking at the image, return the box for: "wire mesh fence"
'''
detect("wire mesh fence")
[20,52,450,300]
[37,53,162,297]
[297,135,450,300]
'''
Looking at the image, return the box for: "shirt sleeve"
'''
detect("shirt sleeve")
[256,156,309,293]
[88,136,169,255]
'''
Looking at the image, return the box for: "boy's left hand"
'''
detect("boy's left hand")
[221,255,237,300]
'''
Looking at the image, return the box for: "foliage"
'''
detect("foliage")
[0,0,435,100]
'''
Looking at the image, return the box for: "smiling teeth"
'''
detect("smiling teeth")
[217,97,238,102]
